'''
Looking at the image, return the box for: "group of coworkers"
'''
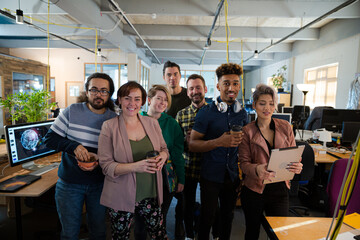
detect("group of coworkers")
[43,61,303,240]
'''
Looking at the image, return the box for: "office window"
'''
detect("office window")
[12,72,44,94]
[140,65,150,91]
[180,70,217,99]
[304,63,338,108]
[84,63,128,99]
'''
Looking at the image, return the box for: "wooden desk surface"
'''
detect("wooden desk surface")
[0,153,61,198]
[311,144,351,164]
[266,217,359,240]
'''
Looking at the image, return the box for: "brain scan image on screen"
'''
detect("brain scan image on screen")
[20,129,39,150]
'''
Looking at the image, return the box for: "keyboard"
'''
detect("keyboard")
[29,163,60,176]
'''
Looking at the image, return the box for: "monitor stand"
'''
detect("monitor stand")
[22,161,44,171]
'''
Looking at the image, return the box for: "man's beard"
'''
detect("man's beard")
[191,94,204,104]
[89,98,107,110]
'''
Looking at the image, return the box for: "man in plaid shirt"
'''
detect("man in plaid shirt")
[176,74,220,240]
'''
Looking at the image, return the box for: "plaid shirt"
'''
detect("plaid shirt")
[175,103,207,181]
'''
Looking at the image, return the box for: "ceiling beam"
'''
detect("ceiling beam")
[103,0,360,18]
[124,25,319,40]
[138,40,292,52]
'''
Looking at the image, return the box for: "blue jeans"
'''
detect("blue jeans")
[55,178,106,240]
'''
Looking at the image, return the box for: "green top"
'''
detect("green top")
[130,135,157,202]
[141,112,185,184]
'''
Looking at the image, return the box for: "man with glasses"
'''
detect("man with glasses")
[45,73,117,240]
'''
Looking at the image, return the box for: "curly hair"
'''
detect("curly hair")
[215,63,243,80]
[148,84,172,110]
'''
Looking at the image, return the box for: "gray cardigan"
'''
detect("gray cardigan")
[98,114,169,212]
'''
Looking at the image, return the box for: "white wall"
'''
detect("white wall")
[150,63,220,87]
[292,34,360,108]
[9,48,128,108]
[245,19,360,108]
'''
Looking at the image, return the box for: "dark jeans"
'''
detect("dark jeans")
[198,174,239,240]
[184,177,220,239]
[55,179,106,240]
[241,182,289,240]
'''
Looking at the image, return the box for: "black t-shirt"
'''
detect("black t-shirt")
[167,87,191,118]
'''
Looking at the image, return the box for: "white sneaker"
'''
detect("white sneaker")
[185,238,194,240]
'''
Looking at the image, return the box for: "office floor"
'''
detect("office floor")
[0,187,325,240]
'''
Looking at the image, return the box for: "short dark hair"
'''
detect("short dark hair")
[186,74,206,88]
[215,63,243,80]
[163,61,181,75]
[253,83,278,106]
[85,72,115,111]
[115,81,147,106]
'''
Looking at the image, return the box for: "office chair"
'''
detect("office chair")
[292,105,310,129]
[289,141,315,216]
[326,158,360,216]
[304,106,334,130]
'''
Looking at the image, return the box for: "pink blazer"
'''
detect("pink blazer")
[98,114,169,212]
[239,118,296,194]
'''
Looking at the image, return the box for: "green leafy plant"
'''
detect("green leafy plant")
[0,89,56,123]
[271,65,287,89]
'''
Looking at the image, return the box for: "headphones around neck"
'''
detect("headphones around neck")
[215,97,242,113]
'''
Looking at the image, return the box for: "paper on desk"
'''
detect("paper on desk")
[318,231,355,240]
[344,212,360,229]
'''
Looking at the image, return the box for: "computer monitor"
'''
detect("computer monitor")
[283,107,293,114]
[321,109,360,132]
[342,122,360,144]
[4,120,56,169]
[272,113,292,123]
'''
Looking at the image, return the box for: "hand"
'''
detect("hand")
[185,129,192,144]
[74,145,90,162]
[217,132,243,148]
[176,183,184,193]
[78,161,99,171]
[256,163,276,181]
[287,158,303,174]
[136,159,158,174]
[155,151,168,171]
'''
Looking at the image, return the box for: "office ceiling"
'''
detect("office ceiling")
[0,0,359,69]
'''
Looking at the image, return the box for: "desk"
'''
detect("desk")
[311,144,351,164]
[0,153,60,240]
[264,216,360,240]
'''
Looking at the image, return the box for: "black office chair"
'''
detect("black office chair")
[304,106,334,130]
[292,105,310,129]
[289,141,315,216]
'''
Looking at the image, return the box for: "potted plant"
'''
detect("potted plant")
[271,65,287,92]
[0,88,56,124]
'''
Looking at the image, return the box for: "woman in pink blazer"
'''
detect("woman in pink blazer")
[239,84,303,240]
[98,81,169,239]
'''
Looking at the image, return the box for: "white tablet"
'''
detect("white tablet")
[264,145,305,184]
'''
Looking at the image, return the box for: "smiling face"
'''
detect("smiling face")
[217,74,240,105]
[86,78,110,110]
[187,78,207,106]
[118,88,143,117]
[253,94,275,120]
[163,66,181,89]
[148,90,168,115]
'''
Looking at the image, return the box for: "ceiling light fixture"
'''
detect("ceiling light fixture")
[16,0,24,24]
[16,9,24,24]
[254,17,259,59]
[97,48,102,56]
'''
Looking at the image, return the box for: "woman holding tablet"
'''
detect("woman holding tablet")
[239,84,303,240]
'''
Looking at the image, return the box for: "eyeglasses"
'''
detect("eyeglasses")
[88,89,110,96]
